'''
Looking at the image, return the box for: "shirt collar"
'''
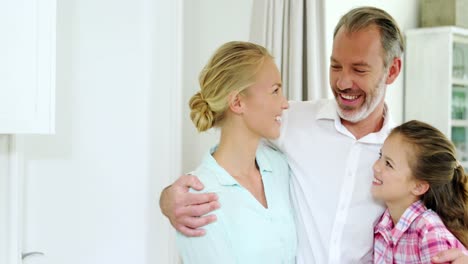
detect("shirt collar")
[316,100,394,144]
[374,200,427,244]
[202,144,274,186]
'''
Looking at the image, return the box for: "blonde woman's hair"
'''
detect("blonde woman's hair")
[189,41,273,132]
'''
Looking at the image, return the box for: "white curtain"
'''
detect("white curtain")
[250,0,328,101]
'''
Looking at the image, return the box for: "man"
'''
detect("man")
[160,6,467,263]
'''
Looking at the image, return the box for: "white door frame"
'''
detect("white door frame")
[152,0,183,262]
[0,135,23,264]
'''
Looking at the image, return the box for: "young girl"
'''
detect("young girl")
[176,41,296,263]
[372,120,468,263]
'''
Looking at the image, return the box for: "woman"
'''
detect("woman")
[176,41,296,263]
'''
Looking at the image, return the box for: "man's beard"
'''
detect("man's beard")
[336,74,387,123]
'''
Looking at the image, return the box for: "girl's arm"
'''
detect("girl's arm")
[420,231,466,264]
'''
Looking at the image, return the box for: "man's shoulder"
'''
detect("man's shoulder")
[287,98,333,112]
[283,98,335,125]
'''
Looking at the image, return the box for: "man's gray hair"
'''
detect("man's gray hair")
[333,6,404,68]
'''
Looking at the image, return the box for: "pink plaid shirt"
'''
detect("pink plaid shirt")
[374,200,467,264]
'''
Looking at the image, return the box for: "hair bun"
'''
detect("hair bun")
[189,92,214,132]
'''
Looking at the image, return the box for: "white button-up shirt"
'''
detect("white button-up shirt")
[275,99,394,264]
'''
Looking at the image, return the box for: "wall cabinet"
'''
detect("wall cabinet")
[405,26,468,167]
[0,1,55,134]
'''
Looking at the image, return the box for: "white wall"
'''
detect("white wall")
[324,0,420,124]
[19,0,180,263]
[182,0,253,172]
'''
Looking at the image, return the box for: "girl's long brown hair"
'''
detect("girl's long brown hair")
[391,120,468,247]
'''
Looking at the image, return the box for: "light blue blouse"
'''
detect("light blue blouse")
[176,143,297,264]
